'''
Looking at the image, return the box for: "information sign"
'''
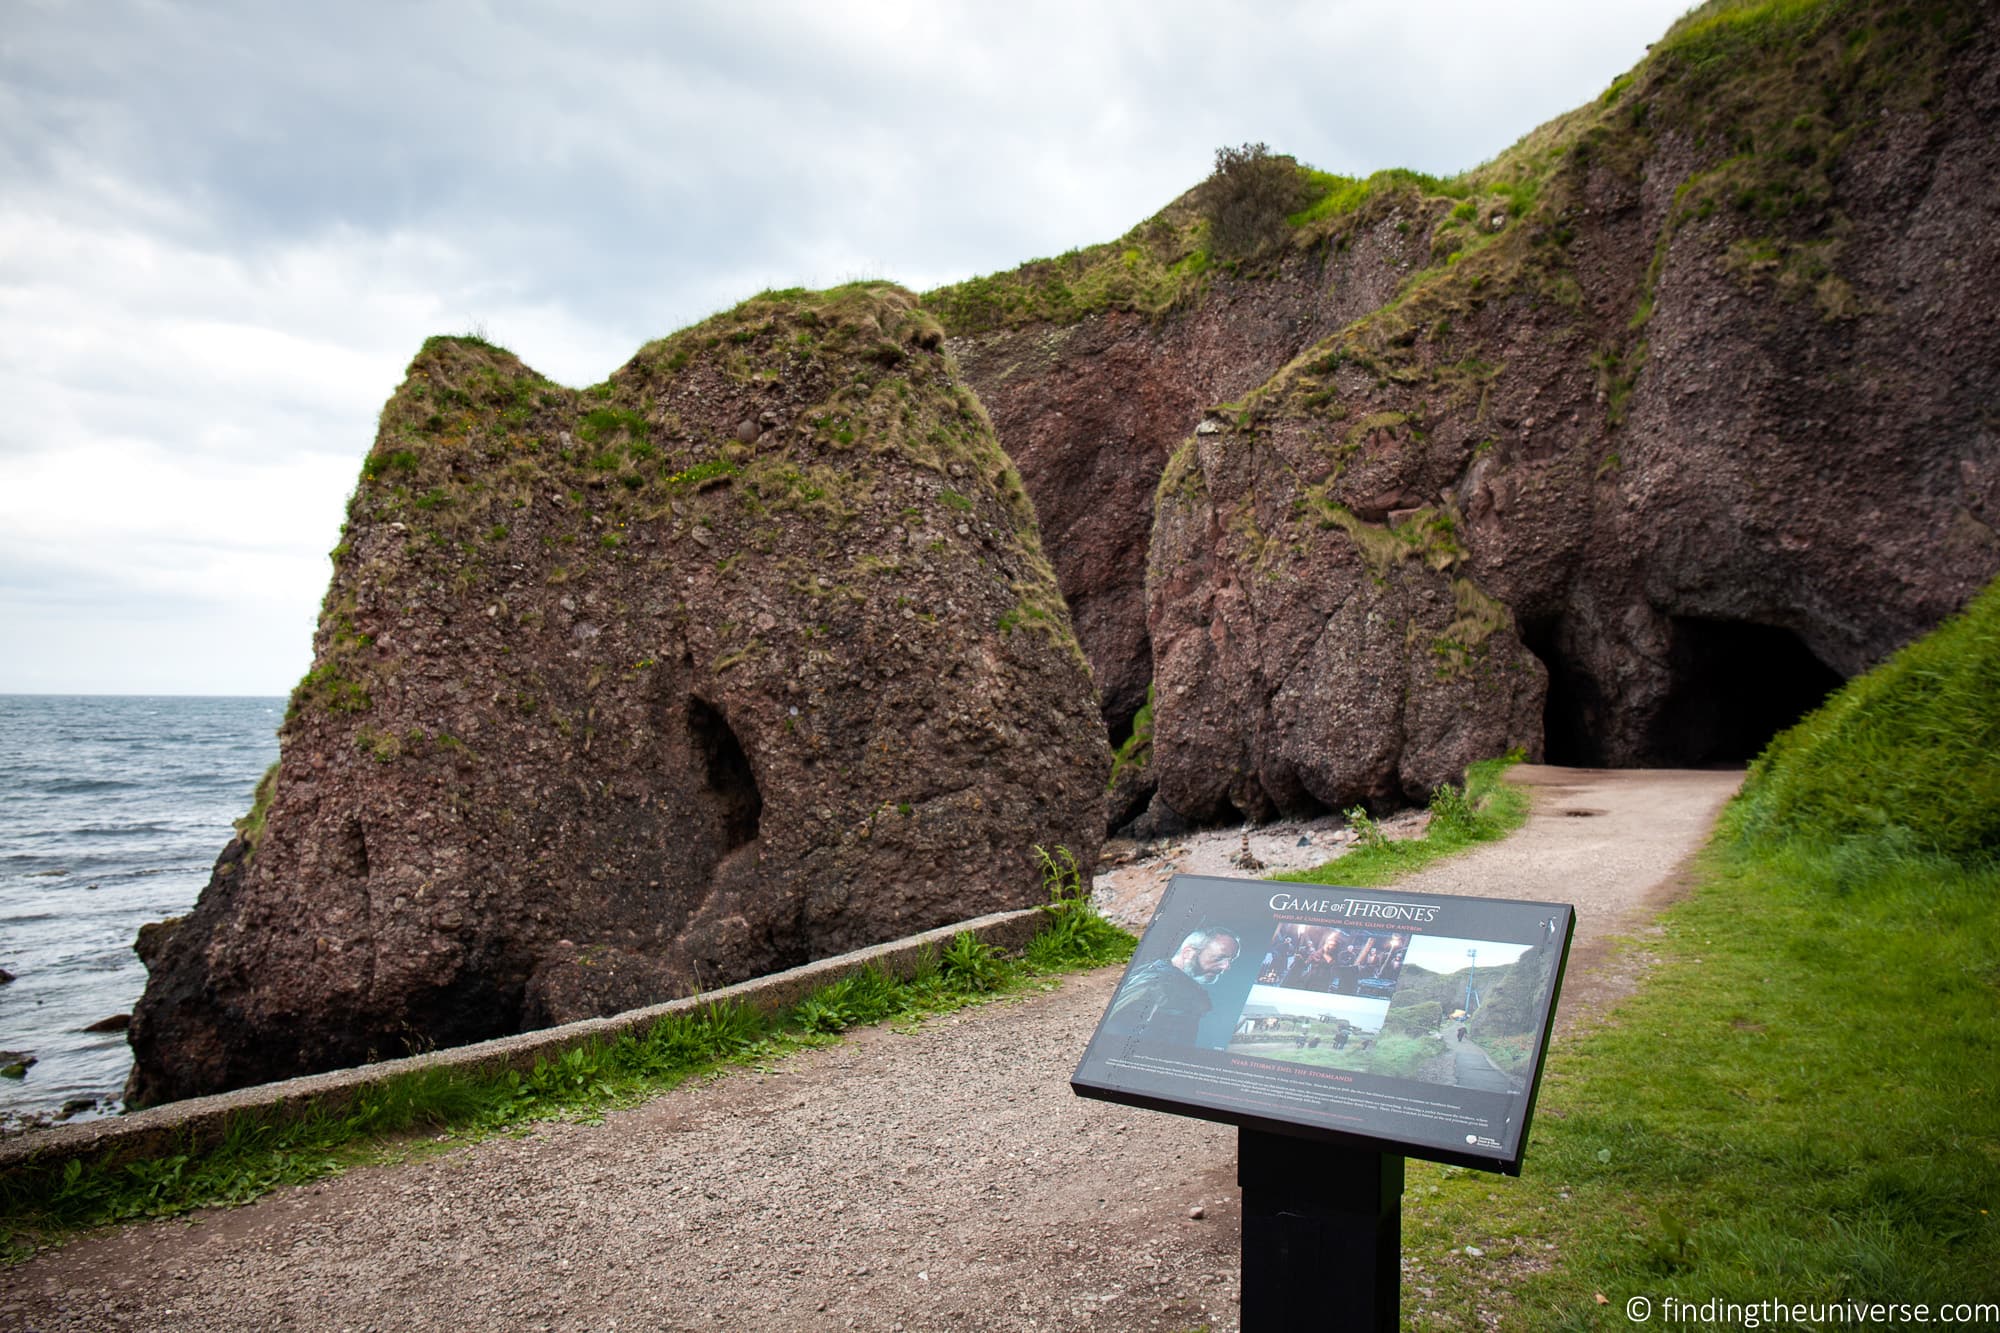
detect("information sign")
[1072,873,1573,1174]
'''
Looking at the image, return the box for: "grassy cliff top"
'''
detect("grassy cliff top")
[923,0,1970,340]
[291,282,1071,729]
[352,281,1022,556]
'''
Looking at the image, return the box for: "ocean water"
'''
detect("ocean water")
[0,695,282,1126]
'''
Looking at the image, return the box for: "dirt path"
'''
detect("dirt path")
[1394,765,1744,1032]
[0,767,1741,1333]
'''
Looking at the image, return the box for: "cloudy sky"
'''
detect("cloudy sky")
[1,0,1693,696]
[1403,935,1532,975]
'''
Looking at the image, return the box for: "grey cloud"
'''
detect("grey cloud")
[0,0,1694,693]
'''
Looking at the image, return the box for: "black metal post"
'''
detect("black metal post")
[1238,1126,1404,1332]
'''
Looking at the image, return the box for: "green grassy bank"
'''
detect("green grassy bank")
[1399,578,2000,1329]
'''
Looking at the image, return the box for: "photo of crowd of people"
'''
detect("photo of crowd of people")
[1255,924,1408,1000]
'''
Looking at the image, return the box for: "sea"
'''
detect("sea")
[0,694,282,1128]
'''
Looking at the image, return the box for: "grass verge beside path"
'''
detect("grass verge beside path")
[1402,841,2000,1328]
[1397,578,2000,1328]
[0,849,1134,1264]
[1274,751,1532,888]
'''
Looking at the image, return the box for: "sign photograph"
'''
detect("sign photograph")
[1073,873,1573,1173]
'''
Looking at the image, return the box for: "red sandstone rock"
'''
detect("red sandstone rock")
[127,286,1107,1104]
[944,4,2000,822]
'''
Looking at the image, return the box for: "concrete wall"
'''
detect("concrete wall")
[0,908,1043,1176]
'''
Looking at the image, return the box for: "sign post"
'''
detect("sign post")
[1239,1128,1403,1332]
[1072,873,1574,1329]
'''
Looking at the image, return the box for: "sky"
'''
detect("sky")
[1402,935,1532,975]
[0,0,1695,696]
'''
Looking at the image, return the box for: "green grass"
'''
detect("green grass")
[1106,684,1155,790]
[1730,576,1999,864]
[1394,577,2000,1328]
[1273,751,1531,888]
[922,217,1212,336]
[1290,167,1465,229]
[1401,850,2000,1328]
[231,762,279,851]
[0,851,1134,1263]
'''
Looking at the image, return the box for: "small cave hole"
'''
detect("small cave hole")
[686,697,762,850]
[339,817,370,879]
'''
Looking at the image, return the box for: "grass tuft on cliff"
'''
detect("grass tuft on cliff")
[921,204,1215,336]
[1395,574,2000,1325]
[1105,683,1155,790]
[231,762,280,852]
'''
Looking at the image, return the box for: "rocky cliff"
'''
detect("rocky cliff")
[934,0,2000,826]
[128,285,1108,1105]
[938,222,1433,748]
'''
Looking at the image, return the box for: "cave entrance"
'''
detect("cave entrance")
[1650,617,1843,766]
[1520,615,1610,767]
[1521,613,1841,767]
[687,697,761,849]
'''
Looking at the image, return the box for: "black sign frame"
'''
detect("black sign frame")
[1072,873,1574,1175]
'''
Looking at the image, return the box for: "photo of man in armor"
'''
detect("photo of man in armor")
[1099,926,1242,1048]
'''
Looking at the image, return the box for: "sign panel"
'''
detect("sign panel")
[1072,873,1573,1174]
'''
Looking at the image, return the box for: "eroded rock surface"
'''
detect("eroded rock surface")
[937,2,2000,824]
[128,285,1107,1105]
[945,215,1434,745]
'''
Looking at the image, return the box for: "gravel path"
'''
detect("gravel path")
[1394,765,1744,1030]
[1,766,1742,1332]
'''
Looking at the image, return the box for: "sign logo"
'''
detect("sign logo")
[1267,892,1442,923]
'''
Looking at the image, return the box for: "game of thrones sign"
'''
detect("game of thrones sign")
[1072,873,1574,1174]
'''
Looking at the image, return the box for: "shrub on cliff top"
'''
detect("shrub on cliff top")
[1196,142,1312,262]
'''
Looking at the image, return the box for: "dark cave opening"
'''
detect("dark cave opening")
[1106,707,1137,755]
[687,697,762,850]
[1520,615,1611,767]
[1522,613,1844,768]
[1103,668,1154,757]
[1650,617,1845,766]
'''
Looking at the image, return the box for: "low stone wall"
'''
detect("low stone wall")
[0,907,1042,1176]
